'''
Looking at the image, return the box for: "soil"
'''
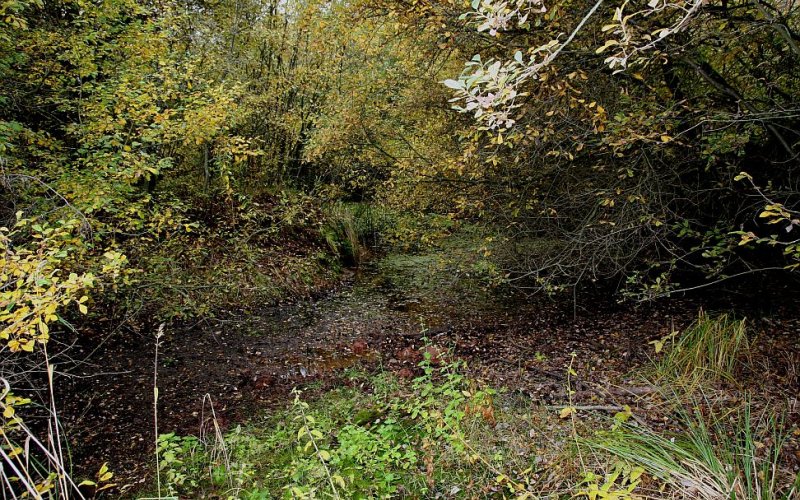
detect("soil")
[47,254,800,495]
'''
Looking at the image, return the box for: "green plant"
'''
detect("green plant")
[577,461,644,500]
[320,202,397,266]
[321,203,364,266]
[155,432,204,496]
[279,355,491,497]
[77,462,117,498]
[141,352,527,498]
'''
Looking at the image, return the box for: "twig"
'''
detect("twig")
[153,324,165,498]
[548,404,624,412]
[294,391,340,499]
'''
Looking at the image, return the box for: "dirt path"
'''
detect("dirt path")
[52,254,800,492]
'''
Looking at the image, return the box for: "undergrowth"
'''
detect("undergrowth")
[147,355,569,498]
[144,314,798,500]
[320,202,396,266]
[585,311,799,499]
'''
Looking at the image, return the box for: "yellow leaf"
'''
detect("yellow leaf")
[595,39,619,54]
[648,339,664,353]
[559,407,575,418]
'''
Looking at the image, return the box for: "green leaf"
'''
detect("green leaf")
[442,79,463,90]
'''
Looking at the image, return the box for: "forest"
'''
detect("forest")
[1,0,799,496]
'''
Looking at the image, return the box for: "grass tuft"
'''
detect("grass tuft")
[584,395,797,499]
[321,202,395,266]
[655,311,749,389]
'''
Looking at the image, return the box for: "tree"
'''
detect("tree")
[438,0,800,296]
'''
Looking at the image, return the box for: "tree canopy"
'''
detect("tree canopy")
[2,0,799,348]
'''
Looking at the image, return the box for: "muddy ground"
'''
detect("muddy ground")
[48,253,800,494]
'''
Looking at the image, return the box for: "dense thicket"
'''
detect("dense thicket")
[2,0,799,349]
[437,0,800,296]
[0,0,456,340]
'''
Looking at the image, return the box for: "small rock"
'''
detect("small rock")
[396,346,421,364]
[352,339,369,355]
[354,408,382,425]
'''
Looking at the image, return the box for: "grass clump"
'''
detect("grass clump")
[582,314,798,500]
[654,311,750,389]
[584,396,799,499]
[321,202,396,266]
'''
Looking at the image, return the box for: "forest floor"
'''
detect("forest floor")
[52,236,800,495]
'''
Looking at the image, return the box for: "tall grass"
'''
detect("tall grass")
[0,373,87,499]
[586,314,796,499]
[655,311,749,389]
[320,203,395,266]
[585,397,797,499]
